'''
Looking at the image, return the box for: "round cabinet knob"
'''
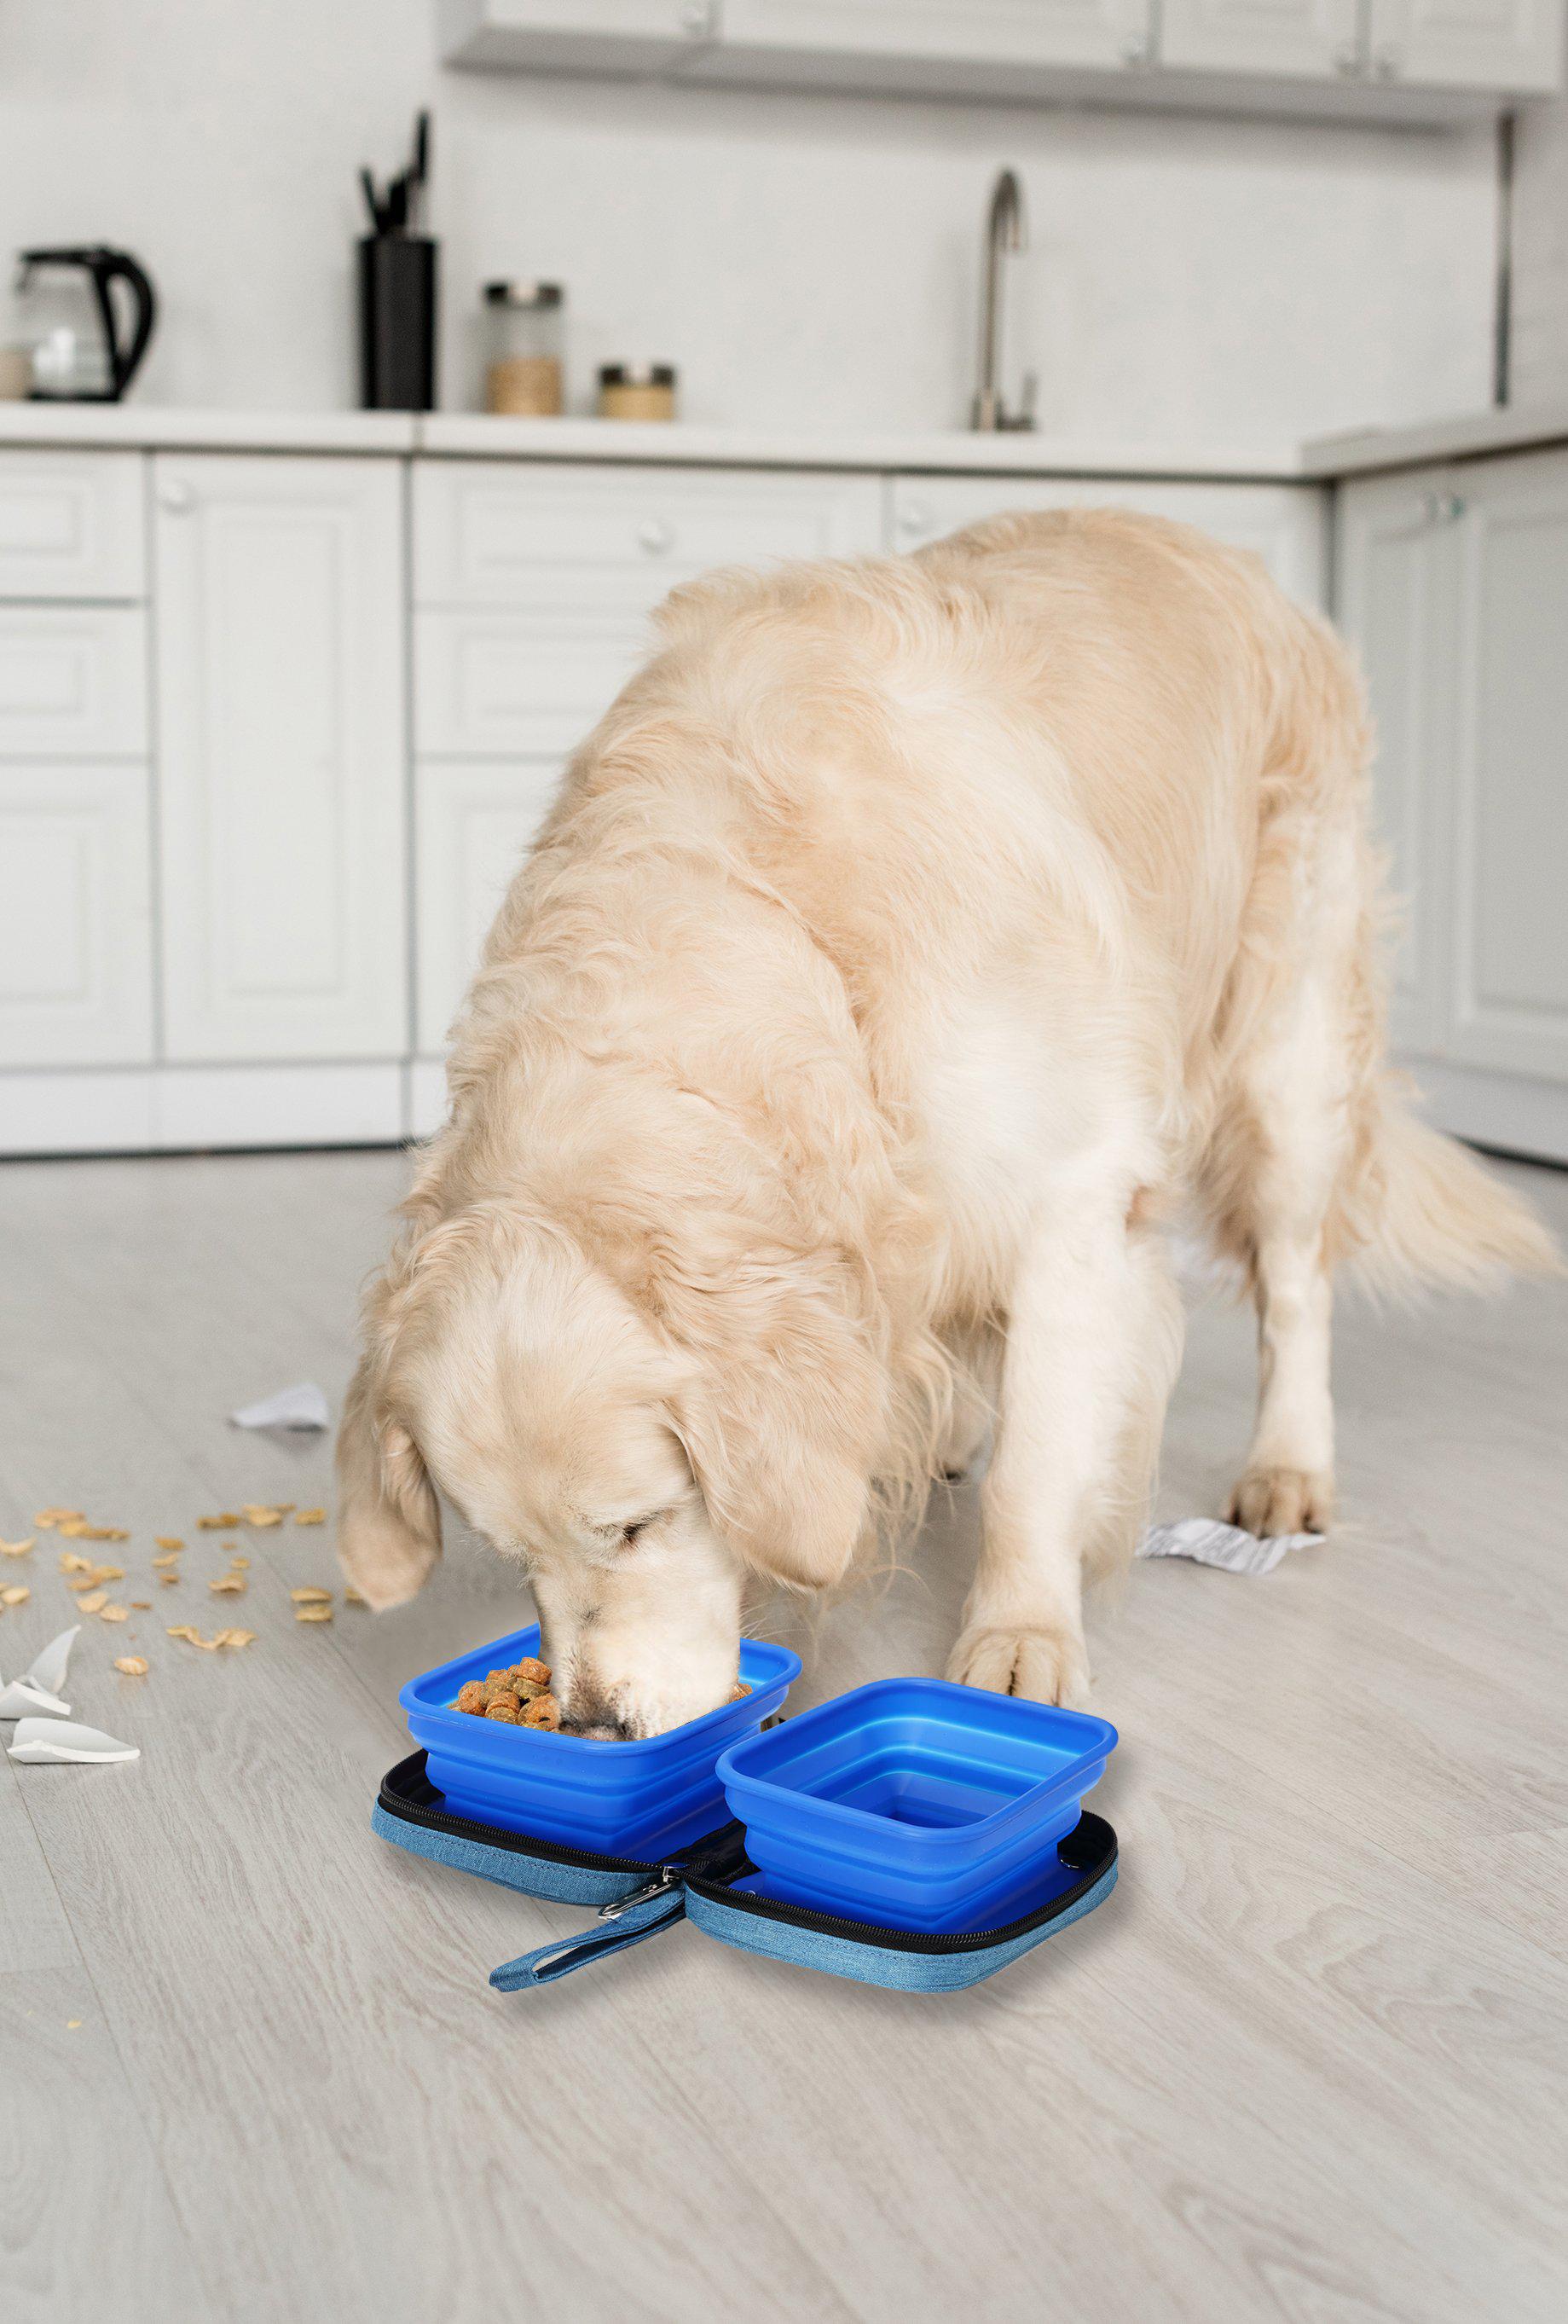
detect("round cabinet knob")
[637,518,674,556]
[897,502,933,539]
[1120,35,1149,65]
[157,478,194,513]
[1437,493,1467,524]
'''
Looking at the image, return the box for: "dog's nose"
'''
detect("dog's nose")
[563,1714,634,1741]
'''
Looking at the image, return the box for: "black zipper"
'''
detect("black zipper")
[379,1750,1117,1959]
[377,1750,736,1879]
[681,1813,1116,1956]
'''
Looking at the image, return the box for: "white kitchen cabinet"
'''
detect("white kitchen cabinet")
[0,762,153,1068]
[414,608,649,757]
[153,454,408,1064]
[415,757,564,1050]
[1335,469,1455,1053]
[701,0,1154,78]
[0,449,145,601]
[439,0,717,75]
[1160,0,1359,78]
[1367,0,1563,90]
[1445,450,1568,1083]
[1338,449,1568,1156]
[888,474,1328,608]
[0,606,148,758]
[414,461,884,613]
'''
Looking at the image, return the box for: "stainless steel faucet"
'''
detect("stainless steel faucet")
[971,168,1036,433]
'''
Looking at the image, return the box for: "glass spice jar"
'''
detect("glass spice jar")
[483,281,564,416]
[598,362,677,422]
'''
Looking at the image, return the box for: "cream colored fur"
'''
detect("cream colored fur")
[338,510,1557,1728]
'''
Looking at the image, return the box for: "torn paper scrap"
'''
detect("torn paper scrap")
[229,1382,332,1431]
[0,1626,79,1719]
[1136,1518,1321,1578]
[9,1718,140,1765]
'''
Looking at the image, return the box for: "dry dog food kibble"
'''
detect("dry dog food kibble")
[453,1657,746,1734]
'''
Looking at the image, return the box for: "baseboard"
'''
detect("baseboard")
[0,1060,408,1157]
[1401,1056,1568,1168]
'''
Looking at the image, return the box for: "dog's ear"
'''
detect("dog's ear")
[664,1253,884,1592]
[334,1351,443,1609]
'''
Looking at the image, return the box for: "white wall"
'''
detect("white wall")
[0,0,1499,448]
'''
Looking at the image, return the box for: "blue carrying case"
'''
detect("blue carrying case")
[373,1750,1119,1995]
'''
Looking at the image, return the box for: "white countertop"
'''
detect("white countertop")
[5,397,1565,479]
[0,400,1304,480]
[1301,397,1568,477]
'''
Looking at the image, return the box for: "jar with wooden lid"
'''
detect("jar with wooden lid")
[483,281,564,416]
[598,362,677,422]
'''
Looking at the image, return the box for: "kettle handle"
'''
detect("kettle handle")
[90,248,157,401]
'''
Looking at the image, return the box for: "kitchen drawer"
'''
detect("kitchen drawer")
[0,605,148,756]
[414,756,564,1050]
[0,761,153,1068]
[0,450,145,600]
[888,475,1328,609]
[414,460,884,611]
[414,607,648,756]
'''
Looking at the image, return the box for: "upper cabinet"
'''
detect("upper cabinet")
[1160,0,1360,80]
[1365,0,1563,90]
[440,0,1565,113]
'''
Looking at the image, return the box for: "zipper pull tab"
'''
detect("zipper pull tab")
[598,1865,681,1920]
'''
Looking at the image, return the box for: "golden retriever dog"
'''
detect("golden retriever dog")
[337,510,1554,1731]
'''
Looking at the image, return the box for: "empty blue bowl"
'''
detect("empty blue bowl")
[401,1623,801,1858]
[717,1678,1117,1933]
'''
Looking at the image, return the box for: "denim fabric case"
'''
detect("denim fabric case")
[375,1752,1118,1996]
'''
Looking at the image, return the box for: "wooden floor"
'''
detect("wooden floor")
[2,1146,1565,2324]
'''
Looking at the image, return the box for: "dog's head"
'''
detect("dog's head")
[336,1209,883,1736]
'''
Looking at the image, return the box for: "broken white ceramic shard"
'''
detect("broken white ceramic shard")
[1136,1517,1321,1578]
[0,1626,79,1718]
[8,1718,140,1765]
[229,1381,332,1431]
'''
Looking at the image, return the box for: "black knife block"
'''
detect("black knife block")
[358,235,437,412]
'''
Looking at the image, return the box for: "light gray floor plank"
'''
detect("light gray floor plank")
[1,1149,1565,2324]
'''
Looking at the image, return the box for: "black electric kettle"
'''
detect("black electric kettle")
[15,245,157,402]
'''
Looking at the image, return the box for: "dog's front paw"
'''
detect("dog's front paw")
[946,1622,1091,1708]
[1225,1465,1334,1537]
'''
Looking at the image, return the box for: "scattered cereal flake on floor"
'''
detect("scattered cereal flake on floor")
[294,1604,333,1624]
[159,1573,181,1586]
[230,1556,250,1568]
[114,1656,148,1677]
[99,1604,130,1624]
[130,1601,151,1610]
[294,1509,326,1526]
[166,1626,220,1650]
[242,1506,285,1527]
[1,1537,34,1556]
[35,1508,83,1529]
[154,1536,184,1552]
[291,1585,333,1603]
[66,2020,82,2031]
[214,1628,255,1649]
[151,1550,182,1568]
[1,1584,30,1607]
[57,1520,91,1538]
[197,1514,245,1529]
[344,1587,366,1606]
[208,1574,247,1595]
[75,1590,107,1614]
[59,1551,93,1574]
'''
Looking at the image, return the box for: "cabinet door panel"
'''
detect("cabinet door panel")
[714,0,1149,71]
[1447,454,1568,1080]
[415,757,564,1051]
[1368,0,1563,90]
[0,606,148,756]
[889,475,1328,606]
[1161,0,1359,77]
[1336,475,1457,1056]
[414,609,648,756]
[154,455,407,1063]
[414,461,884,611]
[0,450,145,600]
[0,762,153,1067]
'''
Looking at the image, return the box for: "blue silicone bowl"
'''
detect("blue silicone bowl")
[717,1678,1117,1933]
[401,1624,801,1858]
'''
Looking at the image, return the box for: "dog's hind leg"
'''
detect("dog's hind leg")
[948,1171,1183,1706]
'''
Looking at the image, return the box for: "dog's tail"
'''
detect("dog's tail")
[1345,1075,1562,1295]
